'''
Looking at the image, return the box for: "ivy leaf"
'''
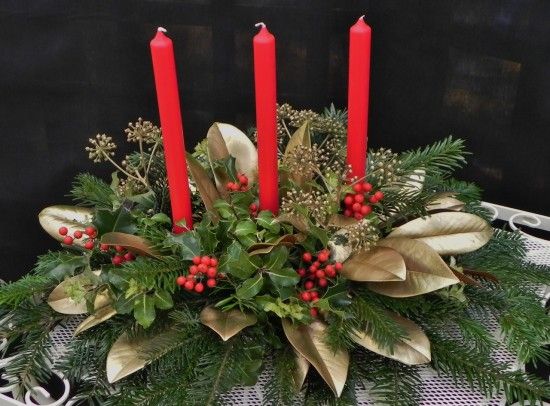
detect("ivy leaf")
[134,294,156,328]
[153,289,173,310]
[265,246,289,271]
[236,274,264,299]
[256,210,281,234]
[266,267,300,289]
[167,231,201,261]
[219,241,257,279]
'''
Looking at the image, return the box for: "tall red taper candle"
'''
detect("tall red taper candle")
[347,16,372,180]
[253,23,279,213]
[150,27,193,232]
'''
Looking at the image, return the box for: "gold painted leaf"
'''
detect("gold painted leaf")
[248,234,299,256]
[369,238,459,297]
[107,333,148,383]
[200,306,257,341]
[451,269,481,287]
[206,123,231,197]
[292,350,310,392]
[187,153,221,220]
[403,169,425,195]
[276,213,310,233]
[74,305,117,335]
[427,193,465,212]
[283,121,311,186]
[282,319,349,397]
[352,312,431,365]
[388,212,493,255]
[327,214,358,228]
[217,122,258,184]
[100,232,160,257]
[341,246,406,282]
[48,271,100,314]
[38,205,94,246]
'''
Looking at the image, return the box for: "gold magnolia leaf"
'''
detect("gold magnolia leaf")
[463,269,499,284]
[276,213,310,233]
[48,271,101,314]
[248,234,299,256]
[341,246,406,282]
[327,214,358,228]
[369,238,459,297]
[388,212,493,255]
[427,193,465,212]
[200,306,257,341]
[352,312,431,365]
[283,121,311,186]
[451,269,481,287]
[106,333,148,383]
[100,232,160,257]
[403,169,425,195]
[282,319,349,397]
[217,122,259,183]
[187,153,221,220]
[38,205,94,246]
[292,350,310,392]
[206,123,231,198]
[74,305,117,335]
[328,229,353,263]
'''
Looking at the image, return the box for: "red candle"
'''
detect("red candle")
[253,23,279,213]
[347,16,372,181]
[150,27,193,232]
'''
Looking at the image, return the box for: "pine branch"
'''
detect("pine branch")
[70,173,116,208]
[262,348,298,406]
[0,275,55,307]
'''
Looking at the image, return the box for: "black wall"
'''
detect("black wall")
[1,0,549,280]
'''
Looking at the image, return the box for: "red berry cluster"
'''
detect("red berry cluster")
[176,255,220,294]
[297,249,343,317]
[343,182,384,220]
[248,202,259,218]
[58,226,97,250]
[225,174,249,192]
[99,244,136,266]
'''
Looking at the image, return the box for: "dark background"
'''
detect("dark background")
[1,0,549,280]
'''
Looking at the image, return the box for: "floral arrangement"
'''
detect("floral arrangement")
[1,104,550,405]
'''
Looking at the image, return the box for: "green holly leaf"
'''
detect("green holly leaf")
[195,219,219,254]
[150,212,172,225]
[236,274,264,299]
[219,241,257,279]
[265,246,289,271]
[167,231,201,261]
[153,289,173,310]
[234,220,257,237]
[94,203,137,235]
[214,199,236,220]
[256,210,281,234]
[265,267,300,289]
[37,252,89,280]
[134,293,156,328]
[322,281,351,307]
[308,223,329,246]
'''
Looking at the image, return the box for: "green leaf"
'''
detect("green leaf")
[195,220,219,254]
[236,274,264,299]
[94,204,137,235]
[219,241,257,279]
[322,282,351,307]
[127,190,157,211]
[265,246,289,271]
[134,294,156,328]
[214,200,236,220]
[309,223,329,246]
[234,220,257,237]
[265,267,300,289]
[153,290,174,310]
[35,252,89,280]
[167,232,201,261]
[151,212,172,225]
[256,210,281,234]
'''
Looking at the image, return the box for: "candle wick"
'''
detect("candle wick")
[358,14,366,22]
[255,22,266,29]
[157,27,167,33]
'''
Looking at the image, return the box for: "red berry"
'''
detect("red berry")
[362,182,373,192]
[353,183,363,193]
[326,268,336,278]
[374,191,384,201]
[344,195,354,206]
[354,193,365,203]
[201,256,211,265]
[318,278,328,288]
[238,174,248,185]
[230,183,240,192]
[187,274,196,280]
[194,282,205,293]
[240,185,248,191]
[313,261,321,268]
[360,205,372,215]
[335,262,343,271]
[184,280,195,291]
[115,245,125,253]
[315,270,326,279]
[58,226,68,236]
[301,292,312,301]
[310,308,318,317]
[310,290,319,299]
[100,243,109,252]
[302,252,312,263]
[197,263,208,273]
[73,230,83,239]
[176,276,186,286]
[352,202,362,212]
[124,252,135,261]
[84,240,95,250]
[317,252,329,263]
[309,265,318,272]
[297,268,306,277]
[63,236,74,245]
[189,265,199,275]
[207,278,217,288]
[209,258,218,267]
[304,280,314,290]
[88,230,98,239]
[84,226,96,236]
[192,256,202,265]
[226,182,235,191]
[112,255,124,266]
[354,212,364,220]
[249,203,258,211]
[206,267,217,278]
[369,195,378,204]
[344,209,353,217]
